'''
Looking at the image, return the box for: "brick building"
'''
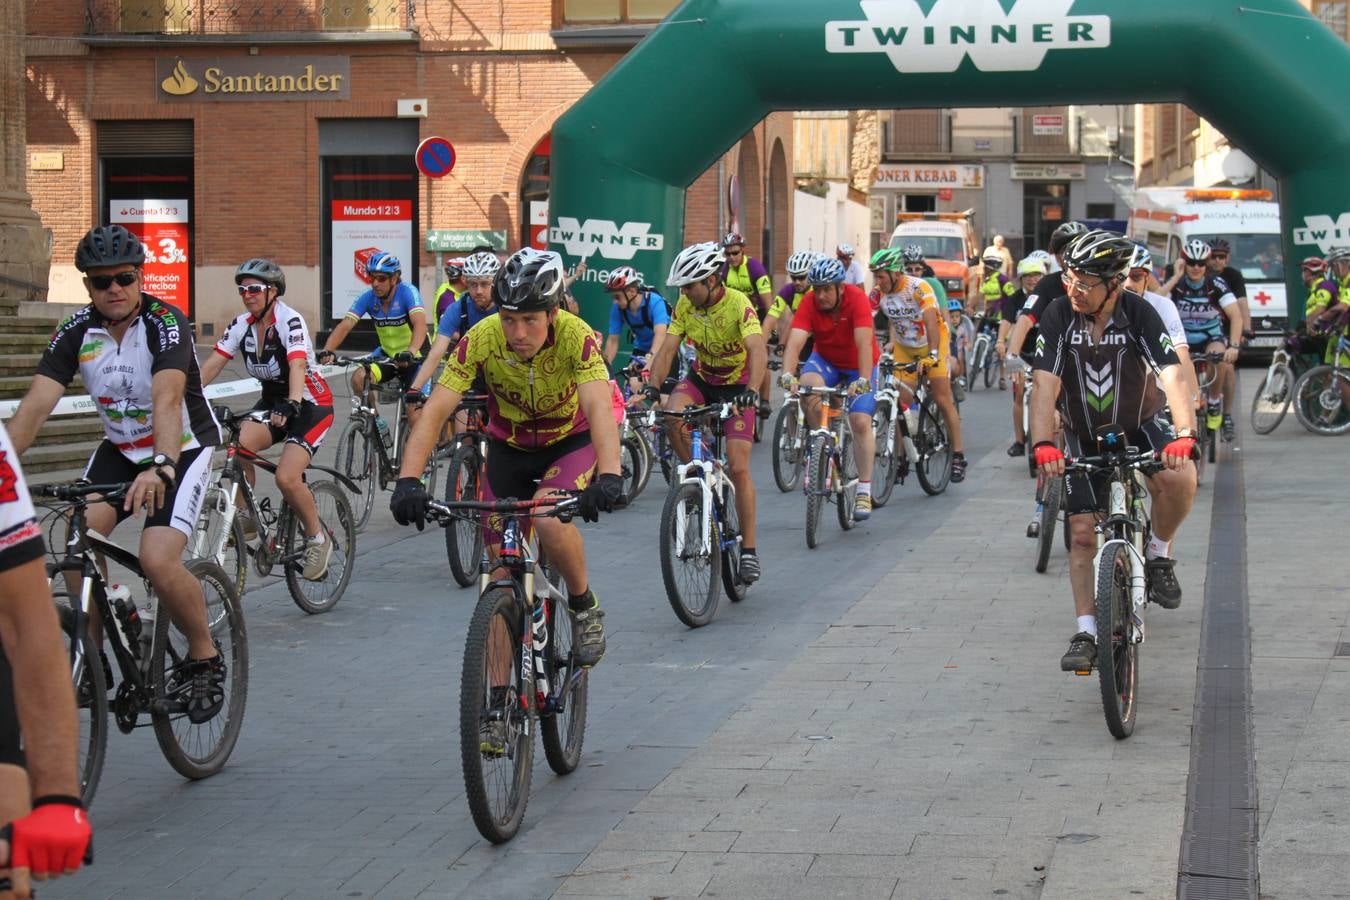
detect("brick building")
[24,0,792,337]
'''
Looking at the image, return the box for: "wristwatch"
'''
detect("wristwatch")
[151,453,177,487]
[1174,428,1197,439]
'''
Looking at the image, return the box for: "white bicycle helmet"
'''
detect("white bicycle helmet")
[667,242,726,287]
[1128,244,1153,272]
[461,251,500,280]
[1026,249,1058,273]
[785,250,817,277]
[1181,239,1212,263]
[1016,256,1047,278]
[1324,246,1350,266]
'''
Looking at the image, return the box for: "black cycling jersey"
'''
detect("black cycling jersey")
[1218,265,1247,300]
[1021,270,1068,325]
[1032,291,1181,443]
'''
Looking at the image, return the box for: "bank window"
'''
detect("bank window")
[560,0,679,22]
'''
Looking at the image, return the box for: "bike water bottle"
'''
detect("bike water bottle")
[375,416,393,449]
[903,405,919,434]
[111,589,142,645]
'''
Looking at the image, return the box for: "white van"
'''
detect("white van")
[1127,188,1287,348]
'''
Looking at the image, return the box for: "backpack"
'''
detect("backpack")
[628,290,673,333]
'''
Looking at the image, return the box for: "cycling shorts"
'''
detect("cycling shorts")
[482,431,596,544]
[891,330,951,380]
[799,353,878,416]
[248,399,334,456]
[672,371,754,443]
[83,442,212,538]
[0,646,21,767]
[1184,321,1227,352]
[1062,415,1175,516]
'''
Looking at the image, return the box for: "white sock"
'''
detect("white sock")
[857,481,871,497]
[1146,535,1170,560]
[1077,615,1096,636]
[308,532,326,545]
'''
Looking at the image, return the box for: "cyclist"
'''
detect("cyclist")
[979,250,1020,388]
[199,259,335,580]
[318,250,427,426]
[874,248,969,483]
[946,298,974,386]
[766,250,819,349]
[983,234,1014,276]
[1206,237,1253,343]
[602,266,669,367]
[391,248,623,668]
[777,257,881,520]
[1124,245,1199,405]
[998,256,1048,456]
[642,242,767,581]
[0,420,92,894]
[837,244,866,286]
[1170,239,1242,442]
[7,225,226,723]
[899,244,949,307]
[433,257,466,321]
[1004,221,1089,383]
[721,233,775,417]
[410,251,501,390]
[1028,231,1198,672]
[1324,248,1350,366]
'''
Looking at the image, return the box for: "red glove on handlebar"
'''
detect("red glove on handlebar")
[1162,436,1197,461]
[1033,442,1064,467]
[5,797,91,875]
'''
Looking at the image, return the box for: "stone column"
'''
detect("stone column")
[0,0,50,306]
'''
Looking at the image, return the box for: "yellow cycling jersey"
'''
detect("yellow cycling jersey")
[439,310,610,450]
[667,286,763,386]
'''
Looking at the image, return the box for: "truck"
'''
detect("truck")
[1127,187,1288,351]
[888,210,980,302]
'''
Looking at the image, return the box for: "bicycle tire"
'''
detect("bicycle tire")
[836,427,857,531]
[915,401,952,495]
[192,484,247,598]
[719,481,746,603]
[870,406,899,508]
[1249,363,1293,435]
[150,559,248,780]
[460,586,532,843]
[771,404,803,493]
[805,433,829,549]
[753,403,764,443]
[1207,421,1217,464]
[55,597,107,807]
[1063,508,1072,551]
[969,340,987,392]
[632,427,654,500]
[659,480,721,628]
[1194,420,1208,486]
[284,481,356,615]
[335,417,376,532]
[1034,477,1062,574]
[1292,365,1350,435]
[1095,541,1138,739]
[445,444,485,588]
[620,435,647,506]
[540,590,588,775]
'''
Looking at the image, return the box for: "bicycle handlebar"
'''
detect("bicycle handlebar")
[654,402,737,420]
[38,481,132,502]
[1065,449,1167,474]
[426,493,580,526]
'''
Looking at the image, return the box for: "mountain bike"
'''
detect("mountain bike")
[1249,333,1315,435]
[620,408,654,505]
[1026,472,1067,574]
[424,494,586,844]
[967,317,1000,391]
[1064,438,1169,739]
[192,407,357,614]
[1192,351,1226,482]
[768,361,808,492]
[443,393,490,588]
[888,359,954,495]
[797,385,858,548]
[1291,335,1350,436]
[655,403,748,628]
[40,481,246,804]
[332,354,441,532]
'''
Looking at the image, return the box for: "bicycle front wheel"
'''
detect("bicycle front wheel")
[461,587,533,843]
[284,481,356,615]
[1095,542,1138,739]
[870,407,899,508]
[915,401,952,495]
[150,559,249,780]
[540,588,589,776]
[983,348,999,388]
[335,417,377,532]
[771,404,803,493]
[444,444,485,588]
[1034,476,1062,574]
[1250,363,1294,435]
[620,434,647,506]
[55,598,107,807]
[968,340,986,392]
[805,433,829,549]
[1293,365,1350,435]
[718,481,746,603]
[659,481,720,628]
[836,428,858,531]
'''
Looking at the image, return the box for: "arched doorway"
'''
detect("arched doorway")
[519,133,551,250]
[549,0,1350,327]
[737,131,763,266]
[767,138,789,279]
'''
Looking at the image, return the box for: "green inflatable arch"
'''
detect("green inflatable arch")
[550,0,1350,327]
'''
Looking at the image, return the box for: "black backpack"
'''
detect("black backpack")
[627,290,673,332]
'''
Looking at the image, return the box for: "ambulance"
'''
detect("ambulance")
[888,210,980,301]
[1127,187,1287,350]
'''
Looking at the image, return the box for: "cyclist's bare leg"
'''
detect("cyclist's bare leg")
[663,390,696,461]
[725,439,757,548]
[237,419,273,495]
[799,371,826,429]
[1205,339,1226,404]
[930,377,964,453]
[274,443,321,537]
[1011,370,1026,443]
[139,527,215,660]
[848,411,875,482]
[1144,464,1197,547]
[1067,512,1099,618]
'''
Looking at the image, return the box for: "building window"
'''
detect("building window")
[119,0,191,34]
[1314,1,1348,39]
[1086,203,1116,220]
[560,0,679,22]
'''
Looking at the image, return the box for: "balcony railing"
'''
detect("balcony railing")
[883,110,951,157]
[86,0,414,36]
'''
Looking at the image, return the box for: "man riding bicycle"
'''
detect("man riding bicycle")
[643,242,768,582]
[601,265,671,396]
[390,248,623,668]
[1169,239,1243,442]
[7,225,226,723]
[199,258,335,580]
[998,256,1048,457]
[778,257,881,520]
[1028,231,1198,673]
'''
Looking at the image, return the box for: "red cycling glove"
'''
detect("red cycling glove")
[1032,442,1064,467]
[1162,436,1197,460]
[5,797,91,875]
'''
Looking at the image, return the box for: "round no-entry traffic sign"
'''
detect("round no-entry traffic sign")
[416,137,456,179]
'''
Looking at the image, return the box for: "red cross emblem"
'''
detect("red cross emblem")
[1254,291,1272,306]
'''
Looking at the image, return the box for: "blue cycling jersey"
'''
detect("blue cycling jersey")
[437,296,497,341]
[346,282,425,356]
[607,290,671,354]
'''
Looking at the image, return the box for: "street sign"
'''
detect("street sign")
[424,229,506,252]
[416,137,456,179]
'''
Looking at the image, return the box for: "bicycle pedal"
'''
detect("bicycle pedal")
[1026,523,1040,539]
[1074,668,1093,677]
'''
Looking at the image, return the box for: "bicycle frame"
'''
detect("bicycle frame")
[1082,455,1154,646]
[665,405,737,560]
[798,387,854,500]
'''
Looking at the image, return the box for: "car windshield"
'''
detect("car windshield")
[1195,233,1284,281]
[889,234,965,262]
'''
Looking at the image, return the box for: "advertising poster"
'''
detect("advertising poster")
[330,200,413,320]
[110,199,191,315]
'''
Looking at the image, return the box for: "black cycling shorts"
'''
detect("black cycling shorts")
[83,442,212,538]
[1062,414,1174,516]
[249,399,334,456]
[0,646,23,768]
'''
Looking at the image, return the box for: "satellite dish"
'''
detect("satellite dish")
[1221,149,1258,185]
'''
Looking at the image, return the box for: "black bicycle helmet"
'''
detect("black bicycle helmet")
[75,225,145,273]
[1047,221,1090,255]
[1209,237,1231,254]
[1062,230,1135,280]
[493,248,566,312]
[234,257,286,295]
